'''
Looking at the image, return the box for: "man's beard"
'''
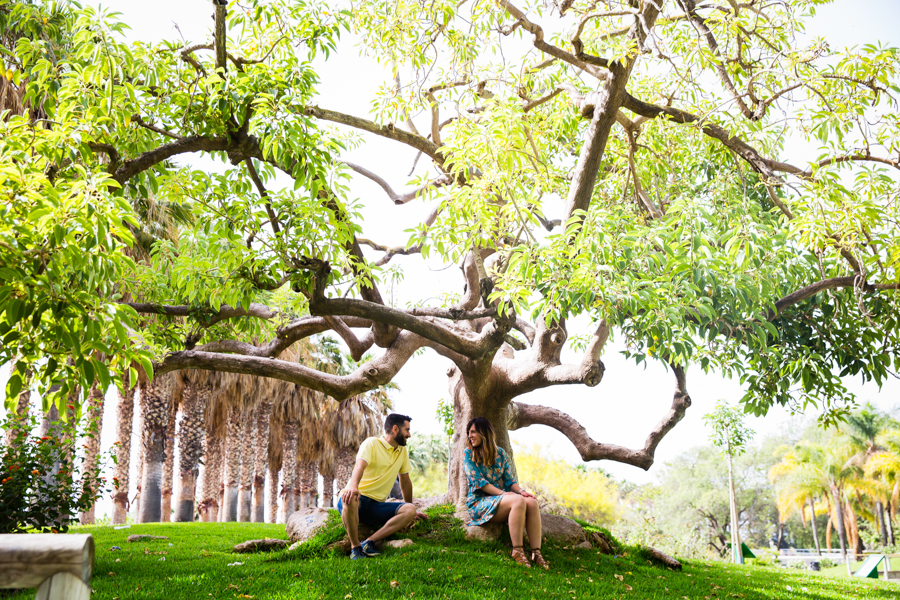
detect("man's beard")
[395,433,408,446]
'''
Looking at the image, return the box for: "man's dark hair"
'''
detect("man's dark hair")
[384,413,411,434]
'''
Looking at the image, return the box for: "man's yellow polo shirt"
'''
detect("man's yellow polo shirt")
[353,436,412,502]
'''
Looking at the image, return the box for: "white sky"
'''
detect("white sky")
[3,0,900,520]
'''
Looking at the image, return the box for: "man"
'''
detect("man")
[338,413,427,560]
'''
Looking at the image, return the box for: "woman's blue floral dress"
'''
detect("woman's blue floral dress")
[463,446,517,526]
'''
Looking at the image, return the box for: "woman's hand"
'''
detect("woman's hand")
[519,489,536,499]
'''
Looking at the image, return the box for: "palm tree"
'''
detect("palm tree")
[137,372,174,523]
[173,370,211,522]
[770,439,858,564]
[252,394,273,522]
[844,404,895,547]
[221,388,244,522]
[237,399,257,522]
[866,425,900,546]
[79,382,106,525]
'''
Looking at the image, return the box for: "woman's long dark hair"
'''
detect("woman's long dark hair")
[466,417,498,466]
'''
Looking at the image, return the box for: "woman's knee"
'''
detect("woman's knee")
[525,497,539,512]
[511,494,527,510]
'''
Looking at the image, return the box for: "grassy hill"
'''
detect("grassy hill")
[4,506,897,599]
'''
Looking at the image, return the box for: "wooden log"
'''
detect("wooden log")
[0,534,93,589]
[35,571,91,600]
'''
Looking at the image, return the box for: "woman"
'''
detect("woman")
[462,417,548,569]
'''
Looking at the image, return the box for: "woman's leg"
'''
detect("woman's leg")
[489,494,527,547]
[524,497,542,549]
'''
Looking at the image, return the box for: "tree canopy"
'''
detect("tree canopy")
[2,0,899,478]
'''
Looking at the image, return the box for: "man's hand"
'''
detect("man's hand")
[341,486,360,504]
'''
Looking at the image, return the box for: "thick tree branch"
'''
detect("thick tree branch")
[305,106,446,167]
[106,135,233,186]
[508,365,690,470]
[498,0,609,78]
[126,302,279,327]
[323,315,375,361]
[244,158,281,234]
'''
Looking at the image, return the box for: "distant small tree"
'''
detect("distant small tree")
[705,401,755,564]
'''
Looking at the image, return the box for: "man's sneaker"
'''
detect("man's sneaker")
[350,546,366,560]
[360,540,381,557]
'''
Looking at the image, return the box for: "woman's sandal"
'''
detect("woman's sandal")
[511,546,531,567]
[531,548,550,570]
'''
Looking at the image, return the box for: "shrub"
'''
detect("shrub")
[0,413,112,533]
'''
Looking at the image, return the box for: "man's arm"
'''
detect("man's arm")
[340,459,368,503]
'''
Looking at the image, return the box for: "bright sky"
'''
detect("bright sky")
[3,1,900,520]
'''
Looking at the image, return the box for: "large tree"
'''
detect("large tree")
[3,0,900,503]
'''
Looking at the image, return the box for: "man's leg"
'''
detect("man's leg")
[340,496,362,548]
[366,503,417,543]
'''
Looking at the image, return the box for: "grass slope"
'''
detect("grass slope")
[4,506,897,599]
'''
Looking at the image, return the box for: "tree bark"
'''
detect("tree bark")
[298,460,314,509]
[79,383,105,525]
[198,430,221,522]
[175,382,207,522]
[132,388,145,521]
[251,399,271,523]
[279,422,298,523]
[138,376,169,523]
[831,485,849,563]
[809,497,821,556]
[321,470,334,508]
[237,405,256,522]
[726,441,742,564]
[876,500,889,547]
[221,405,242,521]
[160,399,177,522]
[111,379,135,524]
[267,465,279,523]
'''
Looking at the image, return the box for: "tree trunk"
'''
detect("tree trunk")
[876,500,888,547]
[298,460,314,509]
[201,431,222,522]
[321,469,334,508]
[726,441,742,564]
[111,378,135,525]
[237,406,255,522]
[887,499,896,546]
[446,365,513,505]
[334,448,355,491]
[79,383,105,525]
[175,382,207,522]
[160,399,177,523]
[826,513,832,550]
[221,405,242,522]
[279,422,298,523]
[831,485,849,563]
[251,399,271,523]
[137,376,170,523]
[309,462,319,508]
[132,387,145,521]
[267,465,279,523]
[809,497,821,555]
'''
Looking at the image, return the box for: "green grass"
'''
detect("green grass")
[4,506,898,599]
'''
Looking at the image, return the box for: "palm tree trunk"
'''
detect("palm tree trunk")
[279,422,298,523]
[887,497,896,546]
[138,375,170,523]
[132,388,145,521]
[175,382,207,522]
[876,500,889,547]
[111,378,135,524]
[198,431,222,522]
[237,405,255,522]
[160,400,177,523]
[335,448,355,491]
[267,465,279,524]
[321,470,334,508]
[809,497,821,555]
[221,406,242,521]
[79,382,105,525]
[830,485,848,563]
[298,460,313,509]
[826,513,832,550]
[309,462,319,508]
[251,399,271,523]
